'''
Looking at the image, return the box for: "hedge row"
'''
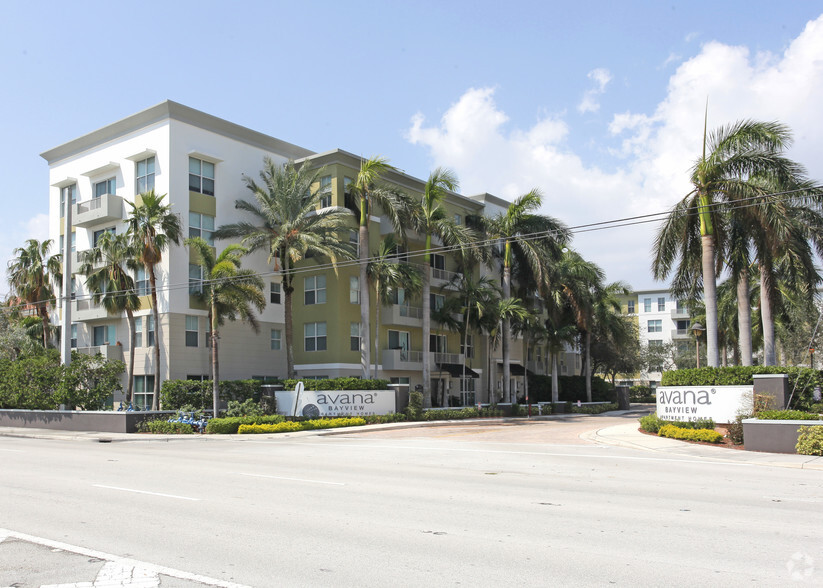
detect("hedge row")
[796,426,823,456]
[756,410,822,421]
[658,424,723,443]
[639,414,716,434]
[160,379,262,410]
[570,403,618,414]
[238,417,367,434]
[527,374,615,403]
[205,415,285,434]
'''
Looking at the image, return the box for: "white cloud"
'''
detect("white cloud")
[406,15,823,289]
[578,68,613,113]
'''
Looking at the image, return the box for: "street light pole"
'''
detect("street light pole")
[691,322,705,369]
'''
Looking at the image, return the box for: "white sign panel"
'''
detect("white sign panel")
[275,389,397,418]
[656,386,753,423]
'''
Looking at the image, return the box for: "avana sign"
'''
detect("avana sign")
[656,386,753,423]
[275,389,397,418]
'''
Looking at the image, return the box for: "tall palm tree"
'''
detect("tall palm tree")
[7,239,62,349]
[212,157,354,378]
[451,272,499,396]
[350,156,415,379]
[653,117,801,367]
[410,167,475,407]
[366,235,422,379]
[78,232,141,404]
[126,190,182,409]
[483,190,569,402]
[186,237,265,416]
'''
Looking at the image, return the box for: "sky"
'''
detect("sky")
[2,1,823,293]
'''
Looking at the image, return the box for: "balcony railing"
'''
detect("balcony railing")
[73,193,124,228]
[671,328,690,339]
[381,348,465,371]
[72,298,110,321]
[671,307,689,318]
[74,344,123,362]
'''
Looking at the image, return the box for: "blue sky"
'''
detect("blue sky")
[2,1,823,292]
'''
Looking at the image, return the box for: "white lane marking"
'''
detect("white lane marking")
[0,528,250,588]
[281,441,754,467]
[92,485,201,501]
[0,448,24,452]
[238,472,344,486]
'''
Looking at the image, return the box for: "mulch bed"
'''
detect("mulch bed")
[638,426,745,450]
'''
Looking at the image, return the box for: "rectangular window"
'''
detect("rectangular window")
[147,316,155,347]
[205,322,211,348]
[135,156,155,194]
[189,264,203,295]
[134,317,143,347]
[390,377,410,385]
[647,319,662,333]
[93,325,115,346]
[627,300,635,314]
[454,213,462,225]
[390,287,406,306]
[185,315,198,347]
[350,322,361,351]
[349,230,360,257]
[133,375,155,410]
[70,324,77,348]
[270,282,281,304]
[61,232,76,254]
[648,339,663,348]
[658,297,666,311]
[136,267,149,296]
[350,276,360,304]
[461,334,474,359]
[304,275,326,305]
[318,175,332,208]
[430,293,445,311]
[60,184,76,217]
[430,334,447,353]
[430,254,445,271]
[644,298,652,312]
[388,330,410,360]
[270,329,281,350]
[189,212,215,246]
[92,227,115,247]
[304,322,327,351]
[70,277,76,301]
[93,177,116,198]
[189,157,215,196]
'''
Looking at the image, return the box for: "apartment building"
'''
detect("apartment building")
[43,101,549,408]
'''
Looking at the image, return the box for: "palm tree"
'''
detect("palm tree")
[410,167,476,407]
[653,118,801,367]
[366,235,422,379]
[78,232,141,404]
[186,237,265,416]
[483,190,569,402]
[7,239,62,349]
[350,156,415,379]
[126,190,182,409]
[451,272,499,398]
[212,157,354,378]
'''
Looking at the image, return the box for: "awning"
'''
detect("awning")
[498,362,527,376]
[437,363,480,378]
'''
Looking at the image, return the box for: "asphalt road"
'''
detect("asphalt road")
[2,414,822,587]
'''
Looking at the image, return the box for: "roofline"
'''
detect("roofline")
[40,100,315,165]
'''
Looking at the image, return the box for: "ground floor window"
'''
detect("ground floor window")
[134,375,155,410]
[460,378,476,406]
[390,377,410,385]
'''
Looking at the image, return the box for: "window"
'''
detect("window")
[318,175,332,208]
[454,213,462,225]
[189,157,214,196]
[60,184,76,217]
[270,282,281,304]
[430,293,445,311]
[350,276,360,304]
[189,264,203,295]
[185,315,198,347]
[135,156,155,194]
[430,254,445,271]
[93,177,116,198]
[644,298,652,312]
[147,316,155,347]
[343,176,353,194]
[647,319,662,333]
[304,322,327,351]
[60,232,76,254]
[658,297,666,311]
[390,288,406,305]
[189,212,215,245]
[136,268,149,296]
[270,329,281,350]
[70,324,77,348]
[388,330,410,360]
[70,277,76,301]
[390,377,410,385]
[187,375,209,381]
[304,275,326,305]
[350,322,361,351]
[627,300,635,314]
[93,325,115,346]
[461,334,474,359]
[648,340,663,348]
[205,322,211,348]
[349,230,360,257]
[134,317,143,347]
[92,227,115,247]
[133,375,155,410]
[430,334,447,353]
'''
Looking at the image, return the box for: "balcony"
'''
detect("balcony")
[74,344,123,362]
[670,307,689,319]
[381,349,464,371]
[671,328,690,339]
[72,298,111,321]
[384,304,424,327]
[73,194,124,228]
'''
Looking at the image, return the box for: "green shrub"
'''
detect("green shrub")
[796,425,823,455]
[140,419,195,434]
[640,414,665,433]
[219,380,262,403]
[511,403,525,417]
[205,414,285,434]
[362,413,408,424]
[406,391,424,421]
[640,414,715,433]
[480,406,504,417]
[658,424,723,443]
[160,379,211,410]
[756,410,822,421]
[423,408,480,420]
[810,403,823,414]
[239,421,302,434]
[238,417,367,434]
[281,377,390,391]
[539,403,553,416]
[225,399,264,418]
[629,385,655,402]
[726,414,748,445]
[570,402,618,414]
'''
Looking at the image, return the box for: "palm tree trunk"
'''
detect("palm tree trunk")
[487,334,494,403]
[585,331,592,402]
[701,234,720,367]
[40,310,50,350]
[359,219,371,379]
[126,309,136,405]
[551,351,559,404]
[462,307,470,405]
[211,305,220,416]
[761,264,776,366]
[422,252,432,408]
[283,255,295,379]
[522,334,529,409]
[373,278,382,379]
[737,270,753,366]
[148,265,161,410]
[502,263,512,403]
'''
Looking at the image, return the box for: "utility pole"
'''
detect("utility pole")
[60,186,72,366]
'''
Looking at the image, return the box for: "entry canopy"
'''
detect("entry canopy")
[437,363,480,378]
[498,362,528,376]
